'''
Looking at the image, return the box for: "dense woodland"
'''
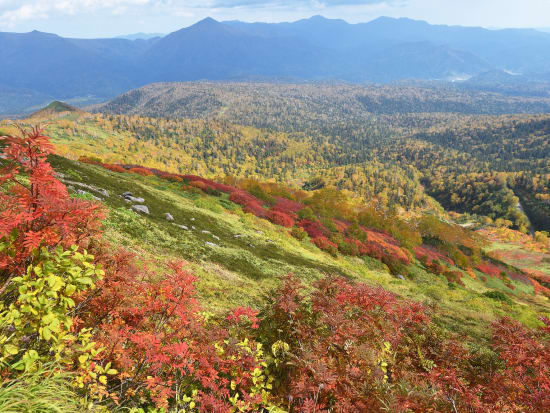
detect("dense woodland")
[19,83,550,232]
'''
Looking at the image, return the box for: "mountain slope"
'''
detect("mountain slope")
[46,153,550,338]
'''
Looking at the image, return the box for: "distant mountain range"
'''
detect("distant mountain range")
[2,15,550,115]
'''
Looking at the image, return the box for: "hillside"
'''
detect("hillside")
[29,100,79,118]
[93,82,550,119]
[4,16,550,115]
[46,153,550,325]
[65,83,550,232]
[1,114,549,411]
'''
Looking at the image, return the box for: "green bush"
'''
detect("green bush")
[0,246,103,373]
[297,207,316,221]
[290,227,307,241]
[483,290,512,304]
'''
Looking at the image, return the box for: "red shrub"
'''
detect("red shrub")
[476,262,504,278]
[312,236,338,254]
[414,245,454,266]
[229,190,261,206]
[271,197,303,214]
[157,172,183,182]
[102,163,127,173]
[297,219,328,239]
[364,228,401,247]
[184,175,235,193]
[268,209,295,227]
[81,258,268,410]
[261,276,474,412]
[128,167,154,176]
[483,317,550,411]
[333,219,350,233]
[444,269,465,286]
[0,126,104,274]
[79,155,102,165]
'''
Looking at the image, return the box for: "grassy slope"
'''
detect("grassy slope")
[50,155,550,344]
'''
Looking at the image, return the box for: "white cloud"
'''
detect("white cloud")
[1,0,550,35]
[0,0,155,26]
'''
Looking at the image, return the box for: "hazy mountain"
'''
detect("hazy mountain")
[3,15,550,115]
[116,32,164,40]
[139,17,334,83]
[0,30,138,98]
[227,15,550,73]
[459,70,550,97]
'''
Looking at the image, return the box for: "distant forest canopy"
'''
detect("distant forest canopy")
[3,15,550,115]
[9,82,549,234]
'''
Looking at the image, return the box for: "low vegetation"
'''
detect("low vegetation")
[1,127,549,412]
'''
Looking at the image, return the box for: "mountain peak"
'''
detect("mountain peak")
[194,17,219,27]
[30,101,79,118]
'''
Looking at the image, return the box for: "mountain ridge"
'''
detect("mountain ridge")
[3,15,550,115]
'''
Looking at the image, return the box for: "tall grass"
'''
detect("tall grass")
[0,366,84,413]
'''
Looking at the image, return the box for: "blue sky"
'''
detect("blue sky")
[1,0,549,38]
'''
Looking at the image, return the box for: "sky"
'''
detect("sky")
[1,0,550,38]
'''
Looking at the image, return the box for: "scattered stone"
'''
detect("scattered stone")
[77,189,88,196]
[172,224,189,230]
[190,218,195,221]
[59,178,108,197]
[256,230,264,235]
[192,226,196,230]
[131,204,149,214]
[92,195,102,202]
[212,235,220,241]
[125,195,145,203]
[234,234,246,238]
[205,241,218,248]
[265,239,274,243]
[396,274,406,280]
[122,191,132,197]
[164,213,174,221]
[248,243,254,248]
[201,230,211,234]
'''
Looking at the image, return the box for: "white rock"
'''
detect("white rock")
[164,213,174,221]
[125,195,145,203]
[132,205,149,214]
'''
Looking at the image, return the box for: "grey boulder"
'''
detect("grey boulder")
[132,205,150,214]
